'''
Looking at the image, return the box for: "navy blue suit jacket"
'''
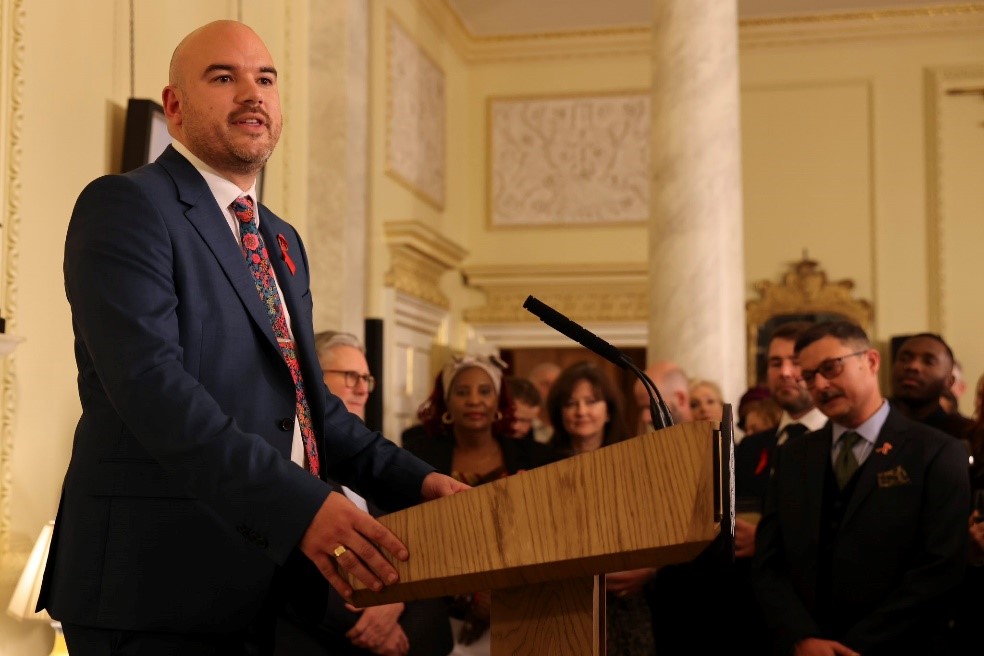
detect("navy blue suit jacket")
[752,406,969,655]
[41,146,434,632]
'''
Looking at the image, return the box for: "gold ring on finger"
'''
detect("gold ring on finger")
[333,545,347,558]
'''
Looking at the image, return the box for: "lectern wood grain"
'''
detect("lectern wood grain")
[490,576,604,656]
[351,421,720,607]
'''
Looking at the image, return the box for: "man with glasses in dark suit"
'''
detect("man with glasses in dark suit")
[752,321,968,656]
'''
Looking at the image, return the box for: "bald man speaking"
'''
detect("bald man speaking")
[40,21,465,654]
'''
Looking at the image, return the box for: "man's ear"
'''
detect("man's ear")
[867,348,881,374]
[162,86,182,126]
[673,390,688,414]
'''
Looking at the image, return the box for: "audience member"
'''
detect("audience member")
[406,355,556,653]
[735,321,829,515]
[527,361,561,442]
[503,376,541,441]
[940,388,959,415]
[951,359,967,405]
[316,332,375,421]
[736,384,771,436]
[742,398,782,435]
[689,379,724,422]
[633,361,693,433]
[547,362,654,655]
[890,333,973,439]
[753,321,969,656]
[720,322,827,654]
[278,332,452,656]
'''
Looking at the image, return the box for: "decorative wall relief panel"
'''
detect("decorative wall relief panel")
[489,92,650,227]
[386,14,446,209]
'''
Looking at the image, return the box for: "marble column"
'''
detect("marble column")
[306,0,369,336]
[649,0,747,404]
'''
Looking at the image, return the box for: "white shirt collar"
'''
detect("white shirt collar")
[832,398,889,446]
[171,141,258,217]
[776,406,828,435]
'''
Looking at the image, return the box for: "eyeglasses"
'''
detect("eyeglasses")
[323,369,375,392]
[799,351,867,388]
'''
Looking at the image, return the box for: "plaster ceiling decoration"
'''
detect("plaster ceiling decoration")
[446,0,977,36]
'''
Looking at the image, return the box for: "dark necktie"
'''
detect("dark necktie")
[833,431,862,488]
[233,195,320,476]
[782,422,807,445]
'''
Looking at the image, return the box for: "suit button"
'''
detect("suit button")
[278,417,294,431]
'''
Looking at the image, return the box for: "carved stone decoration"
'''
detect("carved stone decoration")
[489,92,650,227]
[463,263,648,323]
[0,0,25,559]
[386,14,446,209]
[746,258,873,385]
[384,220,467,309]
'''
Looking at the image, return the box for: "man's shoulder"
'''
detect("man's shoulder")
[736,427,778,456]
[884,407,969,458]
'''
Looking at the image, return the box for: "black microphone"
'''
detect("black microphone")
[522,295,673,430]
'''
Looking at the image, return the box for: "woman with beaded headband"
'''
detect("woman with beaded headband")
[406,354,557,653]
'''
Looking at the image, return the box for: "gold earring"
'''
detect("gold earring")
[442,411,454,425]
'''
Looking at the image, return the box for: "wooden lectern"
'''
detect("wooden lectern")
[352,414,735,655]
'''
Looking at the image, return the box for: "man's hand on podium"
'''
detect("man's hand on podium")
[420,472,471,500]
[300,491,409,600]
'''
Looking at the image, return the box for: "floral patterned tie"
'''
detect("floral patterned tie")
[232,195,320,476]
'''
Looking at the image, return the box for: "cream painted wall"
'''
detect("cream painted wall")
[741,33,984,410]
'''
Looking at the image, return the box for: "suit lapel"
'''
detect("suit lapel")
[803,428,830,544]
[841,408,910,527]
[157,147,280,354]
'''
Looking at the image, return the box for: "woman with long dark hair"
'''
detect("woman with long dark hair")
[547,362,655,655]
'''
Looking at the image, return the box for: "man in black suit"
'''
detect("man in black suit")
[43,21,464,655]
[752,321,969,656]
[890,332,973,439]
[735,322,828,540]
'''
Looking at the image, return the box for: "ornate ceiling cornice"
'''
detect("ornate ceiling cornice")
[419,1,984,61]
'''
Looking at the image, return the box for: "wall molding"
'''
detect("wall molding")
[384,220,467,309]
[924,62,984,335]
[419,0,984,61]
[0,0,25,559]
[462,262,648,323]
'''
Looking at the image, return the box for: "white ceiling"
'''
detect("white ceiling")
[446,0,972,36]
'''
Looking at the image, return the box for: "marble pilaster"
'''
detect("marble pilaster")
[649,0,747,403]
[306,0,369,337]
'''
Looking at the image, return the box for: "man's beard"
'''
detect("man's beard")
[182,104,280,176]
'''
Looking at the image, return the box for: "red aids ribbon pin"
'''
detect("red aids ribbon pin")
[276,234,296,275]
